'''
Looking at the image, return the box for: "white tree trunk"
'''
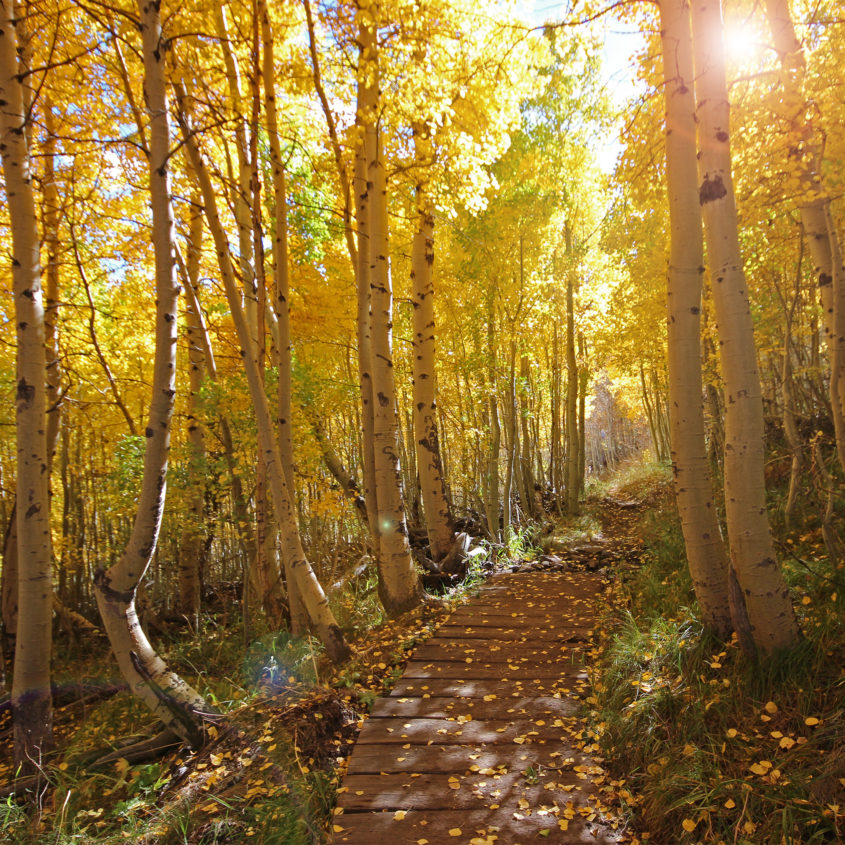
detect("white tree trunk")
[363,15,421,615]
[1,0,53,768]
[410,133,454,561]
[354,15,380,553]
[691,0,798,653]
[260,0,308,635]
[93,0,211,746]
[660,0,732,638]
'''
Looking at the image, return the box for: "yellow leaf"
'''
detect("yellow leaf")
[764,701,778,714]
[394,810,407,820]
[724,798,736,809]
[805,717,820,726]
[449,829,462,837]
[682,818,696,832]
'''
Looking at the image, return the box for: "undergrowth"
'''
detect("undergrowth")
[589,460,845,844]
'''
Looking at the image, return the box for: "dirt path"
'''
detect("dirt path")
[332,570,623,844]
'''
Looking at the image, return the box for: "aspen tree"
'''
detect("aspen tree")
[1,0,53,768]
[259,0,308,633]
[485,292,501,540]
[659,0,732,637]
[564,226,579,515]
[360,1,422,614]
[93,0,211,745]
[763,0,845,471]
[411,127,454,562]
[178,198,206,625]
[691,0,798,652]
[175,85,351,661]
[354,9,380,551]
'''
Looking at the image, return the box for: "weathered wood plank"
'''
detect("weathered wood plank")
[354,716,571,745]
[369,694,578,719]
[334,808,619,844]
[345,742,586,774]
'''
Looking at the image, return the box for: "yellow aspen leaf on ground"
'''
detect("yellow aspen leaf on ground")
[449,829,462,837]
[726,728,738,738]
[332,825,344,833]
[682,818,696,832]
[394,810,407,820]
[724,798,736,809]
[417,840,429,844]
[805,717,820,726]
[780,736,796,749]
[801,596,811,605]
[764,701,778,714]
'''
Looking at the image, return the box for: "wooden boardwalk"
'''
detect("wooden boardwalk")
[333,571,622,844]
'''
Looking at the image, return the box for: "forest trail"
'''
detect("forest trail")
[332,568,623,844]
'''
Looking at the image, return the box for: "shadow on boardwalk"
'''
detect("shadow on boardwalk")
[333,571,624,844]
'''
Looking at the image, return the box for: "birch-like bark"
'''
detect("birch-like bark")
[213,3,258,355]
[485,294,501,540]
[178,198,206,625]
[691,0,798,652]
[1,0,53,768]
[764,0,845,471]
[43,99,62,470]
[410,131,453,561]
[354,14,380,552]
[660,0,732,637]
[93,1,212,746]
[260,0,307,634]
[518,354,536,517]
[367,100,421,614]
[564,230,579,515]
[176,86,350,661]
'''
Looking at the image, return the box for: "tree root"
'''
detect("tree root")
[88,728,181,769]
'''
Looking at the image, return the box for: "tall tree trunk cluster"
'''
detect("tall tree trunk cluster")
[660,0,799,653]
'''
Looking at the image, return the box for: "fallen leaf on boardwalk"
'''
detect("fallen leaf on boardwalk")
[394,810,406,820]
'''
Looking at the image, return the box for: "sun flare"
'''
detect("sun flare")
[723,18,767,67]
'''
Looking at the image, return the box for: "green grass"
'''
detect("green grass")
[588,465,845,844]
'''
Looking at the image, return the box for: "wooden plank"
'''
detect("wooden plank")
[354,716,571,745]
[388,675,588,699]
[370,694,578,719]
[334,808,620,845]
[336,769,593,810]
[345,742,586,775]
[435,623,594,639]
[400,660,578,680]
[409,641,587,662]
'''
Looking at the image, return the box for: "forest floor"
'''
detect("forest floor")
[1,460,843,843]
